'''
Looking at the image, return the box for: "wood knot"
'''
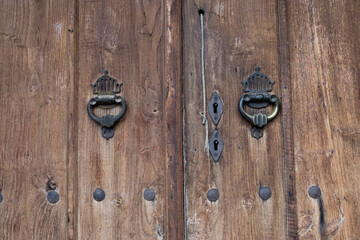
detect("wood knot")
[241,193,254,210]
[46,176,57,191]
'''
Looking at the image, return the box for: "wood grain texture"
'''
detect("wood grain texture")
[162,0,184,239]
[288,0,360,239]
[1,0,359,239]
[277,0,298,238]
[0,0,76,239]
[77,0,183,239]
[183,0,284,239]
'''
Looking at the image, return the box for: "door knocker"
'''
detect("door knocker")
[238,67,280,139]
[87,70,127,140]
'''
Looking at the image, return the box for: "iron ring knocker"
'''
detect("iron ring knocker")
[87,70,127,140]
[239,94,279,135]
[238,67,280,139]
[87,95,127,140]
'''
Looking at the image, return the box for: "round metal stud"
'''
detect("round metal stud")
[308,186,321,199]
[0,193,3,203]
[143,188,156,201]
[93,188,106,202]
[259,187,272,200]
[47,190,59,204]
[207,188,219,202]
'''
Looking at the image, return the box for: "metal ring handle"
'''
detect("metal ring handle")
[87,95,127,139]
[238,94,279,128]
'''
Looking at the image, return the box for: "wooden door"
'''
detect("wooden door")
[0,0,183,239]
[0,0,359,239]
[183,0,360,239]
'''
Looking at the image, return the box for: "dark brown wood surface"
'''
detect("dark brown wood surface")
[278,0,297,238]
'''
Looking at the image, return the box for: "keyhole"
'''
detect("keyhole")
[214,140,219,151]
[213,102,218,113]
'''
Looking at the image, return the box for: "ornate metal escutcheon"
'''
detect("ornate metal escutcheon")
[238,67,280,139]
[209,129,223,162]
[208,92,223,126]
[87,70,127,140]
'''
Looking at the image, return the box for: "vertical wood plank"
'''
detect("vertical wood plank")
[0,0,76,239]
[163,0,184,239]
[77,0,183,239]
[66,0,79,239]
[287,0,360,238]
[277,0,298,238]
[183,0,284,239]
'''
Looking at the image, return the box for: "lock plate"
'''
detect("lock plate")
[209,129,223,162]
[208,92,223,126]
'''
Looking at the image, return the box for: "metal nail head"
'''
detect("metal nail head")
[47,190,60,204]
[259,187,272,200]
[144,188,156,201]
[308,186,321,199]
[93,188,106,202]
[207,188,219,202]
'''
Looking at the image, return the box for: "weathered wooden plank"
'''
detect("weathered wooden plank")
[0,0,76,239]
[77,0,183,239]
[287,0,360,238]
[277,0,298,238]
[163,0,184,239]
[183,0,284,239]
[66,1,79,239]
